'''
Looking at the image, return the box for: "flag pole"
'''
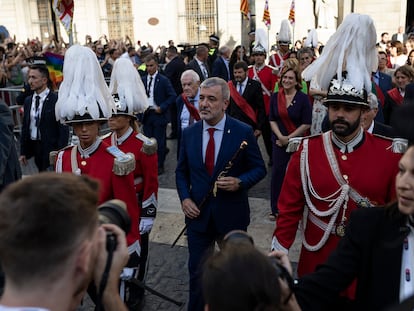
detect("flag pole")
[50,0,59,43]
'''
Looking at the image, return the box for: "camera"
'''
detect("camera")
[98,199,131,252]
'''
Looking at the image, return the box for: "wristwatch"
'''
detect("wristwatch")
[238,178,243,189]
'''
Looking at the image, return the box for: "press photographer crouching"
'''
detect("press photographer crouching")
[202,230,301,311]
[0,172,129,311]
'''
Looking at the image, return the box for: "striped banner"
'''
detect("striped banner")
[288,0,295,26]
[262,0,271,29]
[240,0,250,20]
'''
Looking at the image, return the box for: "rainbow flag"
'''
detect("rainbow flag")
[44,52,64,88]
[240,0,250,20]
[262,0,271,29]
[288,0,295,26]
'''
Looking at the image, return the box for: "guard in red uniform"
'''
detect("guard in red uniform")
[104,57,158,309]
[268,20,292,76]
[54,45,141,310]
[272,72,406,305]
[247,29,277,164]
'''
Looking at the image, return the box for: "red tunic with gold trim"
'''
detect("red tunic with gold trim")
[55,140,140,249]
[273,131,401,279]
[103,130,158,218]
[248,65,277,115]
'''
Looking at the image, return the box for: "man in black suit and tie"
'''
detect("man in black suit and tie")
[227,61,266,138]
[186,44,210,82]
[142,54,177,175]
[20,64,69,171]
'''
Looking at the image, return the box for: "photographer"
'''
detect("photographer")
[0,172,129,311]
[202,231,301,311]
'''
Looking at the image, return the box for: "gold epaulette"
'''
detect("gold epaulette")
[106,145,136,176]
[373,134,408,154]
[136,133,158,155]
[49,145,73,166]
[286,133,322,153]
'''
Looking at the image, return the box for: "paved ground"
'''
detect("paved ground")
[21,126,302,311]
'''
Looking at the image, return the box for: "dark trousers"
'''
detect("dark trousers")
[187,224,219,311]
[261,120,272,162]
[270,144,292,214]
[28,139,50,172]
[142,110,168,169]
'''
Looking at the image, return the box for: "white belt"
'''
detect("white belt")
[308,212,337,235]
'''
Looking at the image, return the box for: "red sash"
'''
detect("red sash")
[228,81,257,124]
[181,94,201,121]
[387,88,403,106]
[373,83,385,107]
[277,88,297,134]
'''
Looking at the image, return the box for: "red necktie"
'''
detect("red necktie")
[205,128,216,175]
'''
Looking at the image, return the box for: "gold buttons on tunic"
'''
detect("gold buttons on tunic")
[341,155,347,160]
[343,174,348,181]
[81,160,87,166]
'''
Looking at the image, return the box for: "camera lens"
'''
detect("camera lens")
[98,199,131,234]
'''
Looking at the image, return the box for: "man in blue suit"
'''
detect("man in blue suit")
[211,46,231,81]
[175,77,266,311]
[142,54,176,175]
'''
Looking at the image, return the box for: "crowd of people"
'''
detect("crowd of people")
[1,12,414,311]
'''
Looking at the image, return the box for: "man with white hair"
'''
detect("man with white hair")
[361,93,396,137]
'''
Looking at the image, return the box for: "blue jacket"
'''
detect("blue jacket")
[176,116,266,234]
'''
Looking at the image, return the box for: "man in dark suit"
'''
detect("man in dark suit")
[176,77,266,311]
[186,44,210,82]
[20,64,69,171]
[211,46,231,81]
[142,54,176,175]
[361,93,396,137]
[164,46,186,139]
[175,69,200,158]
[228,61,266,138]
[392,26,408,43]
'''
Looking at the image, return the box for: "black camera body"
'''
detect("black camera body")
[98,199,131,251]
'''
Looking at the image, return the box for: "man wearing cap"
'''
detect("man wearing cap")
[54,47,141,302]
[207,34,220,72]
[269,20,292,76]
[248,34,278,165]
[272,74,403,299]
[103,58,157,309]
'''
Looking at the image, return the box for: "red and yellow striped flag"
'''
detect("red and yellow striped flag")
[262,0,271,29]
[288,0,295,26]
[240,0,250,20]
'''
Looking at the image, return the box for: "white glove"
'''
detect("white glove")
[139,217,154,235]
[271,236,289,253]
